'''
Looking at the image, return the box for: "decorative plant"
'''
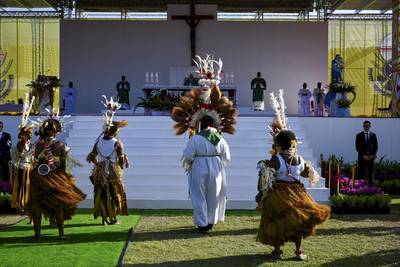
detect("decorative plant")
[330,193,391,211]
[329,82,356,94]
[328,82,357,108]
[378,180,400,194]
[336,98,353,108]
[134,89,180,112]
[0,192,12,206]
[27,75,61,113]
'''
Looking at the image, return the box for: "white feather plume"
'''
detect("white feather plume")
[101,95,121,130]
[278,89,288,129]
[20,93,35,128]
[269,92,279,113]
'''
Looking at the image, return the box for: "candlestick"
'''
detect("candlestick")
[336,176,340,195]
[351,164,356,188]
[328,161,332,189]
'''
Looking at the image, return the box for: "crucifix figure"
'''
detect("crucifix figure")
[171,3,214,65]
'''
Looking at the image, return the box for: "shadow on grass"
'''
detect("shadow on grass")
[134,209,259,217]
[319,249,400,267]
[0,228,130,247]
[317,226,400,237]
[131,227,257,243]
[124,254,270,267]
[0,221,106,233]
[331,213,400,222]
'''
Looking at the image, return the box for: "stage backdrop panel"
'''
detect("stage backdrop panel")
[60,20,327,114]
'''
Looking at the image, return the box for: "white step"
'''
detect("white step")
[69,146,314,157]
[65,137,311,148]
[67,129,307,139]
[66,115,329,209]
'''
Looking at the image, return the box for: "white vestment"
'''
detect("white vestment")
[182,134,230,227]
[298,88,312,116]
[62,87,78,114]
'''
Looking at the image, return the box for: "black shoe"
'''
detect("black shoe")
[207,224,213,230]
[198,225,209,233]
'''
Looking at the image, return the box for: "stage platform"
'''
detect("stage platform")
[2,112,398,209]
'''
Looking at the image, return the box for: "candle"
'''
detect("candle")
[328,161,332,189]
[337,176,340,195]
[320,154,324,177]
[336,163,340,177]
[336,163,340,194]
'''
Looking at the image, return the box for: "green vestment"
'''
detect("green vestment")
[116,80,131,106]
[250,77,267,102]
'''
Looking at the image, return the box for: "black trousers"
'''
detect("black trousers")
[357,158,374,184]
[0,159,10,181]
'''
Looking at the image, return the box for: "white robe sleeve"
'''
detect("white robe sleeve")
[218,138,231,166]
[182,137,196,162]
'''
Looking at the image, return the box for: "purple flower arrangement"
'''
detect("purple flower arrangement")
[338,176,384,196]
[0,180,12,193]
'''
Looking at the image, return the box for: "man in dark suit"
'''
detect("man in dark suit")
[355,120,378,184]
[0,121,12,181]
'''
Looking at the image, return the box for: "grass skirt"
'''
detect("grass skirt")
[26,169,86,220]
[257,181,330,247]
[92,162,128,221]
[10,167,31,211]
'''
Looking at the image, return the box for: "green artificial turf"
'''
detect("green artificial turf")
[0,209,140,267]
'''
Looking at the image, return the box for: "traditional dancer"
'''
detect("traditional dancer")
[86,96,129,225]
[9,94,35,213]
[172,55,237,232]
[26,110,86,241]
[256,90,330,260]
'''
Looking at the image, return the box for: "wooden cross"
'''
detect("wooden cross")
[171,3,214,65]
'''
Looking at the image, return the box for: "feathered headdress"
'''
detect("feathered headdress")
[268,89,288,137]
[193,54,223,87]
[30,106,72,136]
[101,95,127,131]
[172,55,237,135]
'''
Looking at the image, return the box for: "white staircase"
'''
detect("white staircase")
[66,116,329,209]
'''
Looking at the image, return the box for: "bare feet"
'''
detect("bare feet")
[59,235,69,240]
[109,220,120,225]
[269,249,283,260]
[295,250,307,261]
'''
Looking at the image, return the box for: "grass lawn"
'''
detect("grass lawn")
[1,196,399,267]
[0,210,140,267]
[123,199,400,267]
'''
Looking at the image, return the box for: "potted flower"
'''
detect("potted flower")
[134,89,180,115]
[27,75,61,114]
[328,82,356,117]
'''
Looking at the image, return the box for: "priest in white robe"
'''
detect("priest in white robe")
[182,116,231,233]
[298,82,312,116]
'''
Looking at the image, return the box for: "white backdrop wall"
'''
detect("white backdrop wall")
[60,20,328,114]
[1,116,398,161]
